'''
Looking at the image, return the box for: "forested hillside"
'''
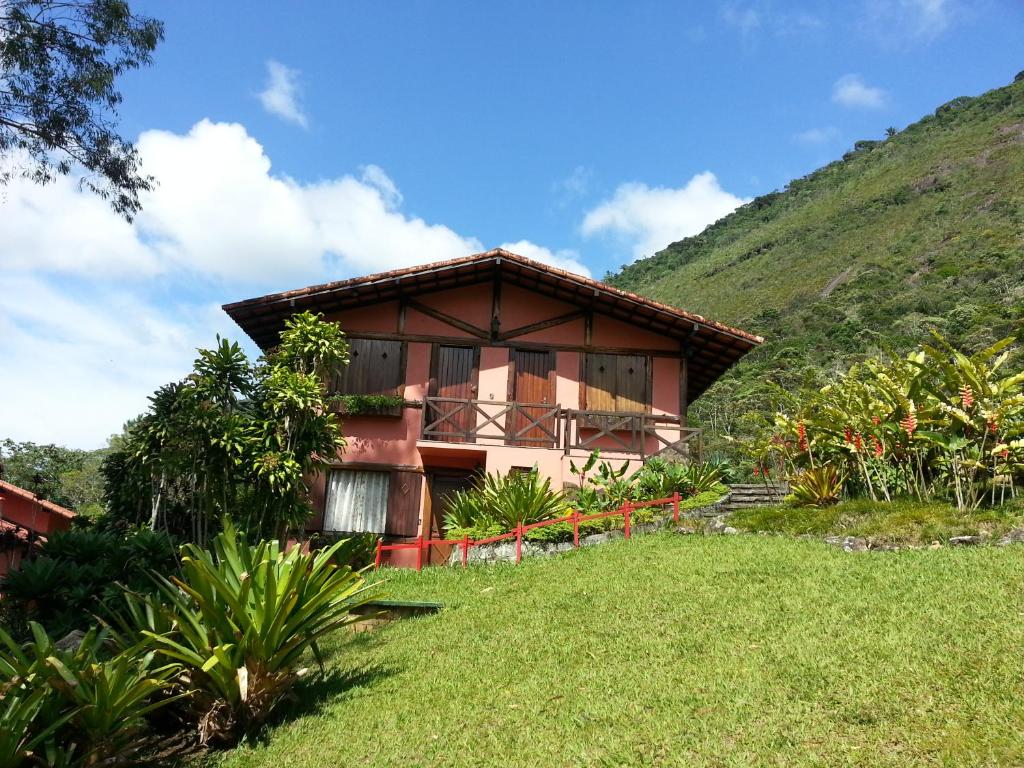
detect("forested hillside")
[610,73,1024,442]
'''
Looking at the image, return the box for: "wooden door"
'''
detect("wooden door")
[428,345,478,443]
[426,470,477,564]
[508,350,556,447]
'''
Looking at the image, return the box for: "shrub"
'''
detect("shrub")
[139,519,376,745]
[0,528,177,638]
[0,622,181,767]
[789,465,845,507]
[443,470,568,535]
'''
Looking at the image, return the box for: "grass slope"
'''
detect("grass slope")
[217,535,1024,767]
[610,75,1024,429]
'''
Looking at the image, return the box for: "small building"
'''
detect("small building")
[224,248,761,565]
[0,480,75,576]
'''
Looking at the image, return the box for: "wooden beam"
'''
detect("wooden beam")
[341,330,683,358]
[406,298,490,340]
[490,267,502,341]
[497,309,586,341]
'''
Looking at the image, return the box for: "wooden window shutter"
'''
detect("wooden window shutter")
[331,338,403,395]
[614,354,648,412]
[584,353,617,411]
[385,470,423,537]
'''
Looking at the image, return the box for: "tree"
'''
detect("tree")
[885,126,897,138]
[0,0,163,219]
[104,312,349,545]
[0,439,107,512]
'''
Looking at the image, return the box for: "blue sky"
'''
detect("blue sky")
[2,0,1022,447]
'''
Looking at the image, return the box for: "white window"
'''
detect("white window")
[324,470,390,533]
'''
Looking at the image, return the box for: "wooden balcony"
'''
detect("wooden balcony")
[421,397,702,459]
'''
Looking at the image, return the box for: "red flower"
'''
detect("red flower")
[900,410,917,437]
[797,422,808,452]
[753,466,761,477]
[872,435,884,458]
[960,385,974,409]
[988,420,998,434]
[854,432,863,452]
[1000,449,1010,459]
[871,416,881,426]
[844,426,853,444]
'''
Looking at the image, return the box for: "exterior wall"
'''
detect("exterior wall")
[314,281,688,560]
[0,483,75,578]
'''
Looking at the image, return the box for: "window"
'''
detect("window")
[583,353,650,412]
[324,470,390,533]
[330,338,404,396]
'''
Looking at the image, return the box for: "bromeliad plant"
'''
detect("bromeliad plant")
[751,332,1024,509]
[0,622,181,768]
[445,470,569,539]
[138,518,377,745]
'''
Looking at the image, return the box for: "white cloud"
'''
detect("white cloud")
[0,119,589,447]
[581,172,748,260]
[258,60,308,127]
[498,240,591,277]
[794,126,841,144]
[721,3,761,35]
[861,0,954,43]
[0,275,227,448]
[832,74,887,109]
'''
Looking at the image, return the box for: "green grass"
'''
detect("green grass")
[729,498,1024,545]
[213,534,1024,767]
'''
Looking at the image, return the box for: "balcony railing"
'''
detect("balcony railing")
[421,397,702,459]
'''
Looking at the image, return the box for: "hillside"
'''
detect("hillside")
[610,74,1024,437]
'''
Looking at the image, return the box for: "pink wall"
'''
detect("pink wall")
[314,279,688,540]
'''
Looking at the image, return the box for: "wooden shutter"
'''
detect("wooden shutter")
[615,354,648,412]
[584,352,649,412]
[584,353,617,411]
[331,339,403,395]
[385,470,423,537]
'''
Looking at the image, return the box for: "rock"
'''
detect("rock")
[707,516,730,534]
[674,526,696,535]
[843,536,868,552]
[996,528,1024,546]
[55,630,85,652]
[722,526,739,535]
[948,535,981,546]
[929,541,942,550]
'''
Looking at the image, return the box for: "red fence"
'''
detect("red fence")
[374,492,682,571]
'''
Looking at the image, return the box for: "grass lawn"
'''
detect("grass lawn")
[214,534,1024,767]
[728,498,1024,546]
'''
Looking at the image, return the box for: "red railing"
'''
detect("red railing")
[374,492,682,571]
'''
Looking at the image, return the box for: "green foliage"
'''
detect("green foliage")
[788,465,845,507]
[0,622,180,767]
[729,498,1024,546]
[0,527,176,638]
[138,519,376,745]
[333,393,406,415]
[630,457,719,500]
[746,332,1024,510]
[0,1,164,219]
[0,439,107,513]
[443,470,568,536]
[103,311,349,544]
[609,75,1024,464]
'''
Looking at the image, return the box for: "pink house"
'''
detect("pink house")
[0,480,75,577]
[224,249,761,565]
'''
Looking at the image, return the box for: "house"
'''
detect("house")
[0,480,75,577]
[224,248,761,566]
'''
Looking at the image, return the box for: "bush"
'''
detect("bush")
[137,519,377,745]
[788,465,845,507]
[0,622,181,767]
[0,528,177,638]
[443,470,568,535]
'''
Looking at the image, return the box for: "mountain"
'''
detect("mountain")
[609,73,1024,438]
